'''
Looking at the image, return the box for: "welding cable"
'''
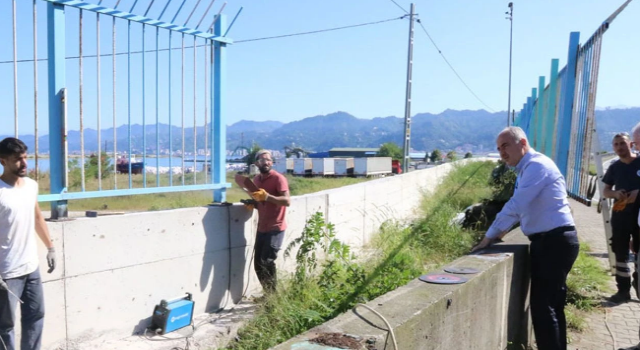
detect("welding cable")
[143,325,196,341]
[604,307,617,350]
[353,303,398,350]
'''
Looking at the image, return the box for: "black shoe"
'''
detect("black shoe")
[609,291,632,303]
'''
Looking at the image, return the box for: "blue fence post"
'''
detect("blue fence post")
[47,2,68,219]
[544,59,559,158]
[555,32,580,177]
[213,15,227,203]
[536,76,546,151]
[527,89,537,139]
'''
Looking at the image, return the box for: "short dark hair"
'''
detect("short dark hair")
[0,138,28,158]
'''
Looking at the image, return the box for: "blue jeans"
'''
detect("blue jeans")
[0,268,45,350]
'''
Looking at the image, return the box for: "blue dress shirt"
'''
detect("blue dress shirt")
[485,148,575,239]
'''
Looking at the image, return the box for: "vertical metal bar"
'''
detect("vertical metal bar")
[555,32,580,177]
[544,59,559,158]
[155,27,160,187]
[213,15,227,202]
[33,0,39,180]
[207,3,227,32]
[128,20,132,188]
[209,37,214,185]
[79,9,86,191]
[112,16,118,189]
[536,77,545,151]
[47,2,68,219]
[142,24,147,187]
[204,36,208,181]
[181,34,185,185]
[13,0,19,137]
[168,31,173,185]
[97,11,102,190]
[193,36,197,184]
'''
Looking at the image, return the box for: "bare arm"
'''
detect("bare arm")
[266,190,291,207]
[34,203,54,249]
[603,183,626,201]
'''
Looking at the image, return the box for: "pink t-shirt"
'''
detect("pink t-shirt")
[253,170,289,233]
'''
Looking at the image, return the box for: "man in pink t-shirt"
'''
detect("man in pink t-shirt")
[250,150,290,293]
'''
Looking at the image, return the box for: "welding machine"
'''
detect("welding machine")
[149,293,195,335]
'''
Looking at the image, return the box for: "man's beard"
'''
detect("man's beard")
[15,167,27,177]
[259,165,271,174]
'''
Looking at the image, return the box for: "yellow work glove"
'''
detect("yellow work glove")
[251,188,269,202]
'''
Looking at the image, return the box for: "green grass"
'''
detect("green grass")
[34,172,370,212]
[225,161,495,350]
[565,243,612,331]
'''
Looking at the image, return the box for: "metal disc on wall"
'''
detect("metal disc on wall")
[419,273,468,284]
[444,266,480,275]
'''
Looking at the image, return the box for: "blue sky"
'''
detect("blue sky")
[1,0,639,135]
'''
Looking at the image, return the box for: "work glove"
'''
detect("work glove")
[613,198,628,212]
[0,279,7,292]
[251,188,269,202]
[244,203,255,212]
[46,247,56,273]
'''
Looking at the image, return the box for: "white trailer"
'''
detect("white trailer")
[293,158,313,176]
[273,160,286,174]
[334,158,354,176]
[273,158,294,174]
[312,158,335,176]
[353,157,392,177]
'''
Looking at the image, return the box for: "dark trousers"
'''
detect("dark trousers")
[529,228,579,350]
[0,268,45,350]
[610,212,639,293]
[254,230,285,293]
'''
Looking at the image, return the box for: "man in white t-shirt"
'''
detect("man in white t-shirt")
[0,138,55,350]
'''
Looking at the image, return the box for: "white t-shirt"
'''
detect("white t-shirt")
[0,177,39,279]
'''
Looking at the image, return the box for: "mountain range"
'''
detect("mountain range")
[4,107,639,154]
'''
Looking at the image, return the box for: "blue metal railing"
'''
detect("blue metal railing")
[3,0,241,218]
[514,0,632,205]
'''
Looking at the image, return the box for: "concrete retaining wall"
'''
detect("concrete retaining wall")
[273,232,532,350]
[29,162,466,349]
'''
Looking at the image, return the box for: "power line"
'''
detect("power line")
[235,16,405,43]
[0,16,405,64]
[388,0,408,14]
[416,20,496,112]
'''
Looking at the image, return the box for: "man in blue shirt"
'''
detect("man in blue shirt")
[473,127,579,350]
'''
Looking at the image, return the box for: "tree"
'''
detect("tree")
[429,149,442,163]
[446,151,458,162]
[377,142,403,161]
[245,142,262,168]
[86,152,113,179]
[464,152,473,159]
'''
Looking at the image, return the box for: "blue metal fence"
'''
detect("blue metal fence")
[514,0,632,206]
[3,0,237,218]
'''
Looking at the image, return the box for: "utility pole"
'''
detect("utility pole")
[402,3,415,173]
[506,2,514,126]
